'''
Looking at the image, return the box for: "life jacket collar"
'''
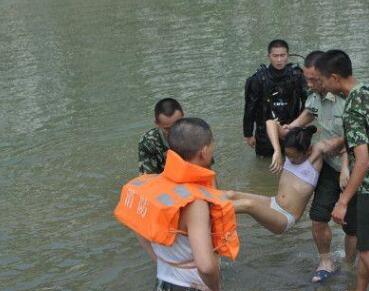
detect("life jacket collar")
[162,150,215,187]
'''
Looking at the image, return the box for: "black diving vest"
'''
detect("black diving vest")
[245,63,306,155]
[256,63,304,125]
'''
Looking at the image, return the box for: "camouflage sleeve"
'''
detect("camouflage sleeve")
[138,138,160,174]
[345,95,369,149]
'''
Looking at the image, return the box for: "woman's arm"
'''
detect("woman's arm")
[311,137,345,161]
[266,119,283,173]
[309,137,345,172]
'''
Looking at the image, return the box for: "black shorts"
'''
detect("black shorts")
[309,162,357,236]
[154,279,202,291]
[357,194,369,251]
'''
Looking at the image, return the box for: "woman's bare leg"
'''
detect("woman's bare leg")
[227,190,270,203]
[227,191,288,234]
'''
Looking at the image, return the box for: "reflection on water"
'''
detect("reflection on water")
[0,0,368,290]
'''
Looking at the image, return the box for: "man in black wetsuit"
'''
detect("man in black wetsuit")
[243,39,307,157]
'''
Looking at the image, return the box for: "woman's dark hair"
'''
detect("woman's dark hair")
[284,125,317,152]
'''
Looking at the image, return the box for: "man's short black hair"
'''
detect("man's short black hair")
[304,50,324,68]
[168,118,213,161]
[268,39,289,54]
[315,49,352,78]
[154,98,183,121]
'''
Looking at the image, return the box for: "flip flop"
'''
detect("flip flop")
[312,269,338,283]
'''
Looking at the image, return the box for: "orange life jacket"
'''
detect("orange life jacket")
[114,150,239,261]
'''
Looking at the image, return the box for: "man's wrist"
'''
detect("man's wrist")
[337,194,350,206]
[289,120,302,128]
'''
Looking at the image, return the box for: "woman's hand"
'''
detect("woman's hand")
[269,151,283,174]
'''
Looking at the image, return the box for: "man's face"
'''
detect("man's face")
[156,110,184,138]
[317,72,342,95]
[303,66,324,94]
[268,47,289,70]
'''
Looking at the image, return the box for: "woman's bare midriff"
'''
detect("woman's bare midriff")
[276,171,315,219]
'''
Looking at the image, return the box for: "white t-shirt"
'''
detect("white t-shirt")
[151,234,207,289]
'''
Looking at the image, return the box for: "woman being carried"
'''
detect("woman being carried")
[228,121,345,234]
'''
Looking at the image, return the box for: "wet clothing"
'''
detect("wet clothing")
[305,92,345,172]
[152,235,206,290]
[343,83,369,250]
[138,128,169,174]
[309,162,357,236]
[243,63,307,156]
[283,157,319,188]
[270,197,295,232]
[269,158,318,233]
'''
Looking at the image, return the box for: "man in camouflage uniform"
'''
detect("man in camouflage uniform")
[317,50,369,291]
[138,98,184,174]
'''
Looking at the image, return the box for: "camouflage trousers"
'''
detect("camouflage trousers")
[154,279,203,291]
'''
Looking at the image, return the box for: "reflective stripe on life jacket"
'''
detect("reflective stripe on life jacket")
[114,150,239,261]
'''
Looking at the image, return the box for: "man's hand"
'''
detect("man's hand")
[331,200,348,225]
[269,151,283,174]
[244,136,256,148]
[339,167,350,190]
[280,124,291,138]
